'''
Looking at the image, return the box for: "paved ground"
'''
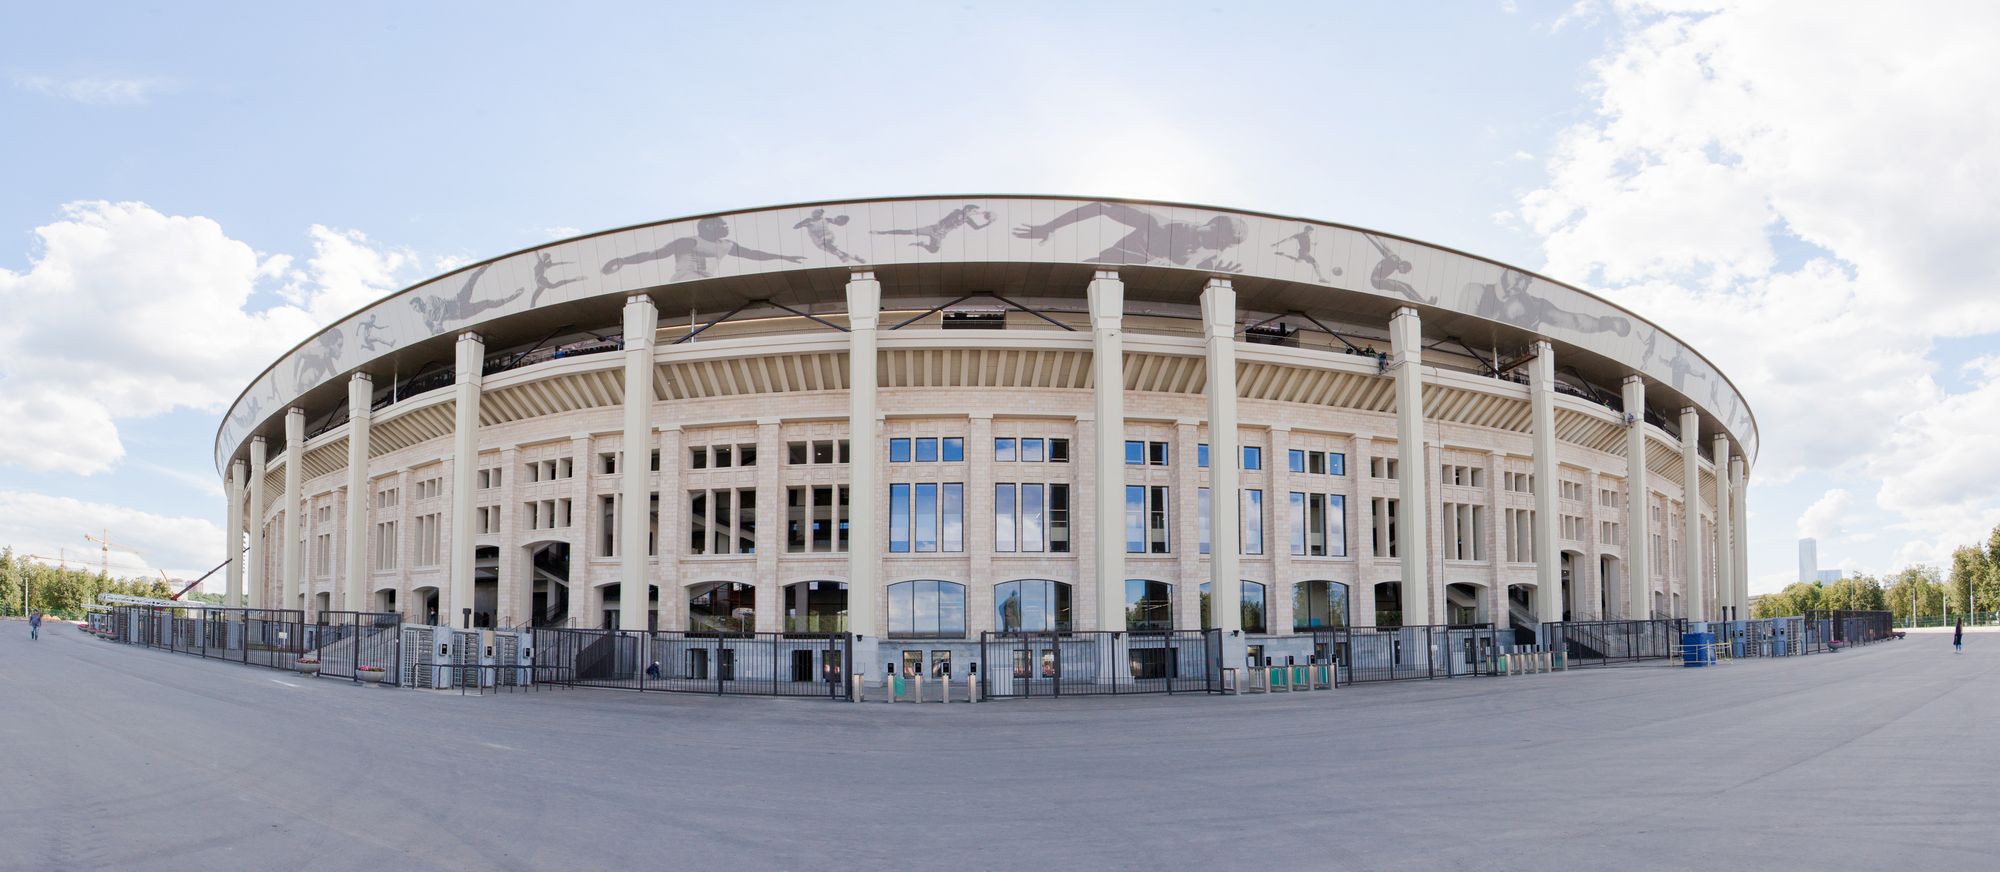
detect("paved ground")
[2,619,1994,872]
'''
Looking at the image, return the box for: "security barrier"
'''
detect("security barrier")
[1330,625,1500,686]
[979,630,1224,698]
[1543,619,1685,668]
[532,627,853,699]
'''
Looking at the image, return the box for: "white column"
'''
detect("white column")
[846,273,882,648]
[1679,408,1705,623]
[1202,279,1242,636]
[619,295,658,635]
[344,374,373,613]
[282,407,305,617]
[1621,376,1650,619]
[248,437,267,609]
[1388,307,1432,626]
[225,460,245,608]
[1731,457,1748,617]
[1712,434,1734,620]
[449,332,484,628]
[1088,271,1127,631]
[568,434,594,628]
[1528,341,1561,630]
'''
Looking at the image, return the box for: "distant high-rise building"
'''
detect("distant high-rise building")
[1799,538,1818,583]
[1817,569,1845,584]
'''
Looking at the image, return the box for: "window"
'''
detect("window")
[599,496,616,557]
[1504,471,1536,494]
[1369,458,1398,479]
[376,488,399,509]
[1242,489,1264,555]
[689,488,757,555]
[414,477,443,500]
[887,579,967,638]
[1562,514,1585,541]
[1125,485,1170,553]
[1601,519,1622,546]
[689,447,707,469]
[313,532,333,579]
[1290,492,1349,557]
[891,437,960,463]
[1560,480,1585,502]
[1242,446,1263,470]
[994,483,1070,553]
[1124,579,1173,631]
[1199,581,1267,634]
[521,498,573,532]
[995,579,1072,633]
[1600,487,1620,509]
[915,437,939,462]
[599,452,617,475]
[1441,502,1485,561]
[1198,443,1210,469]
[1049,439,1069,462]
[1295,450,1348,476]
[1199,488,1212,555]
[372,520,397,572]
[1292,580,1350,630]
[1125,440,1168,466]
[1289,449,1305,473]
[689,582,755,635]
[942,437,964,462]
[1505,508,1535,563]
[994,438,1016,462]
[477,468,502,489]
[1019,438,1043,463]
[889,483,964,553]
[786,485,850,553]
[1371,497,1399,558]
[788,439,849,465]
[414,512,441,566]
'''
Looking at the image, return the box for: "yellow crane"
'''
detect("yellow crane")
[84,529,112,578]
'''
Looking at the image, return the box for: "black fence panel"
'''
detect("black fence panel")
[312,611,402,685]
[1331,625,1500,686]
[979,630,1221,698]
[105,605,312,674]
[1544,619,1685,668]
[1803,610,1894,651]
[530,628,853,699]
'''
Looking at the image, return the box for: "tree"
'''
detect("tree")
[1884,565,1946,625]
[1948,545,1986,618]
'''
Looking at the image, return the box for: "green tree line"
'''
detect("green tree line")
[1750,524,2000,625]
[0,548,222,620]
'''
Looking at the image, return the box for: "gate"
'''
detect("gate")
[979,630,1222,698]
[401,625,438,688]
[1332,625,1500,685]
[313,611,402,684]
[1543,619,1684,667]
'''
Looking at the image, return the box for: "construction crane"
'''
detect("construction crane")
[84,529,112,578]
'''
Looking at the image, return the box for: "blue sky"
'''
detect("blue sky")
[4,1,1997,590]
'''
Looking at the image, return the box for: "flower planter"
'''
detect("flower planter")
[358,669,387,684]
[296,661,321,675]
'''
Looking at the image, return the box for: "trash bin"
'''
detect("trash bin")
[1681,631,1714,667]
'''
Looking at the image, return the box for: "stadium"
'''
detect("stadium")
[207,195,1758,690]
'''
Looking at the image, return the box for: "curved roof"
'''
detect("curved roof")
[216,195,1758,472]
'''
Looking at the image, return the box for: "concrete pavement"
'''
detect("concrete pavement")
[2,620,1994,871]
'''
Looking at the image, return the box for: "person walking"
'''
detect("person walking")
[1953,617,1964,654]
[29,610,42,641]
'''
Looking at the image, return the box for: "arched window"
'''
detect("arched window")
[1292,580,1350,631]
[783,580,847,634]
[995,579,1072,633]
[1199,581,1268,634]
[689,582,755,635]
[887,579,967,638]
[1124,579,1173,632]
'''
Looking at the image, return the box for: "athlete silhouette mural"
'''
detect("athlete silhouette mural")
[794,209,864,264]
[528,251,584,306]
[1363,234,1436,305]
[873,204,994,253]
[408,264,524,335]
[1012,202,1247,272]
[1466,268,1631,337]
[357,314,392,353]
[1273,224,1340,283]
[602,217,802,281]
[292,331,345,394]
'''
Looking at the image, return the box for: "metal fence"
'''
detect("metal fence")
[1543,619,1686,668]
[1802,610,1895,652]
[311,610,402,684]
[107,605,314,673]
[979,630,1223,698]
[531,627,854,699]
[1328,625,1501,686]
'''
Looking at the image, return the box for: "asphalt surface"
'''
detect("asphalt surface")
[2,619,1994,872]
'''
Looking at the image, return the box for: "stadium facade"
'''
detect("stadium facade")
[214,196,1756,678]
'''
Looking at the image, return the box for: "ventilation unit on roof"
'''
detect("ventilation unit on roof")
[1245,322,1298,347]
[942,310,1007,330]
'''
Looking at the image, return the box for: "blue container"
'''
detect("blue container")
[1681,632,1715,667]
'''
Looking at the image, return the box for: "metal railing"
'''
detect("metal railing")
[1543,619,1685,668]
[531,627,854,699]
[979,630,1223,698]
[105,605,315,674]
[311,610,402,684]
[1328,625,1501,686]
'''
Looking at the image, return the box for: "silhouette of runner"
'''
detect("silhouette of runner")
[1273,224,1340,282]
[874,204,994,253]
[528,251,584,306]
[1362,234,1435,304]
[1013,202,1246,272]
[292,331,345,393]
[357,314,392,352]
[1467,269,1630,336]
[794,209,865,264]
[408,264,524,334]
[603,217,802,281]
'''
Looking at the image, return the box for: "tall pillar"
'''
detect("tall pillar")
[1713,434,1734,620]
[1528,341,1561,630]
[247,437,267,609]
[1201,279,1242,637]
[282,407,305,617]
[846,272,883,661]
[1087,271,1127,631]
[1621,376,1650,619]
[344,374,373,613]
[225,460,246,608]
[449,332,484,628]
[568,434,595,628]
[1388,307,1432,626]
[1730,457,1748,617]
[619,295,658,635]
[1679,408,1704,622]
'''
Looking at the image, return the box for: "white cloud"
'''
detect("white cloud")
[0,490,222,582]
[543,226,582,239]
[1797,489,1851,541]
[1518,1,2000,569]
[13,75,174,105]
[0,201,423,475]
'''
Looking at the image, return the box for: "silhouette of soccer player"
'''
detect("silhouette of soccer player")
[1363,234,1435,304]
[794,209,865,264]
[357,314,392,352]
[1466,268,1630,337]
[408,263,524,334]
[292,330,345,393]
[1013,202,1246,272]
[529,251,584,306]
[874,204,994,253]
[1273,224,1340,283]
[602,217,803,281]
